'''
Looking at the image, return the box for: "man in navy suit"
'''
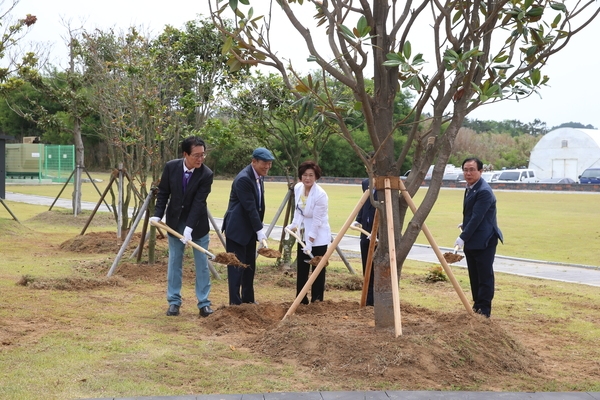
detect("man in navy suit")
[455,157,503,318]
[222,147,275,305]
[150,136,214,318]
[353,178,376,306]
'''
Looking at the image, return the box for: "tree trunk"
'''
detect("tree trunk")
[72,118,84,215]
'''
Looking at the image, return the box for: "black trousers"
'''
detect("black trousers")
[360,237,375,306]
[464,240,497,317]
[296,243,327,304]
[226,238,257,305]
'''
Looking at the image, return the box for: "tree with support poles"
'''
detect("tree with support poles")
[209,0,600,331]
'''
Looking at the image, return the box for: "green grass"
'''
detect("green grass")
[5,174,599,266]
[0,210,599,398]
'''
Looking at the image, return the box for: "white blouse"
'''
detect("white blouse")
[290,181,331,247]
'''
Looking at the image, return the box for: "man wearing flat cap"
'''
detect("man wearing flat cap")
[222,147,275,305]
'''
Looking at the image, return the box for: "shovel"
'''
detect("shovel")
[348,223,378,242]
[443,245,464,264]
[257,238,281,258]
[284,227,327,266]
[150,220,246,267]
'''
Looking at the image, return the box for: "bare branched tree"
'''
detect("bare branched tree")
[209,0,599,330]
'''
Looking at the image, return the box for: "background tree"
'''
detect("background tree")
[15,25,92,214]
[210,0,600,330]
[153,19,248,130]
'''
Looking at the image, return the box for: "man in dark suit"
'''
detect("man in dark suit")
[150,136,214,318]
[352,178,376,306]
[455,157,503,318]
[222,147,275,305]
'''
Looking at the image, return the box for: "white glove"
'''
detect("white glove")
[285,224,297,232]
[351,221,361,228]
[454,236,464,249]
[457,223,463,230]
[303,240,313,255]
[256,228,267,244]
[150,216,161,224]
[181,226,193,244]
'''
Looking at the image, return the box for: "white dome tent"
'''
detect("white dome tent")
[528,128,600,180]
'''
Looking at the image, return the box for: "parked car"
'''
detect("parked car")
[496,169,539,183]
[578,168,600,184]
[539,177,576,184]
[424,164,461,181]
[481,171,500,182]
[442,172,461,181]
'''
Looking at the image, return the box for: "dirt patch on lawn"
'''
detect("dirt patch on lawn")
[201,301,542,390]
[28,210,116,227]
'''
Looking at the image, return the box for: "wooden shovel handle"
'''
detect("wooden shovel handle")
[284,227,314,259]
[150,220,216,260]
[349,224,372,237]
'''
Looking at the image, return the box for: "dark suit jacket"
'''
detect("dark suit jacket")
[153,158,213,240]
[222,164,265,246]
[460,178,503,250]
[356,178,376,239]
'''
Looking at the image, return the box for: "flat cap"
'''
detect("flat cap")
[252,147,275,161]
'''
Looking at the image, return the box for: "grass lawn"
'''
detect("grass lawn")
[5,173,600,266]
[0,205,599,399]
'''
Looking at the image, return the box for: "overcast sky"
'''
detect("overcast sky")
[12,0,600,130]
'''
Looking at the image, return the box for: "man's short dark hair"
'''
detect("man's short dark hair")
[182,136,206,155]
[298,160,322,180]
[462,157,483,171]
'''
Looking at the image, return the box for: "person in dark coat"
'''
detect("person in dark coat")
[352,178,376,306]
[150,136,214,318]
[222,147,275,305]
[455,157,503,318]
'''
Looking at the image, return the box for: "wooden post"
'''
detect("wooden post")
[283,189,370,319]
[117,163,123,240]
[384,178,402,337]
[360,208,379,307]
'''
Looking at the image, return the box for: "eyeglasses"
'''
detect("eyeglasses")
[188,153,207,159]
[463,168,479,173]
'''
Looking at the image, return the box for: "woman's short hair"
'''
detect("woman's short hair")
[298,160,322,180]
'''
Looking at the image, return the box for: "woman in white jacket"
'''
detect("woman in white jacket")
[286,160,331,304]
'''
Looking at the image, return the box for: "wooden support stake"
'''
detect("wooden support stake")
[398,179,473,314]
[283,189,370,320]
[384,178,402,337]
[360,208,379,308]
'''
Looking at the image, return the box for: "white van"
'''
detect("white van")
[496,169,539,183]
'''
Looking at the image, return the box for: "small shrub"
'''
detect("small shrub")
[425,266,448,283]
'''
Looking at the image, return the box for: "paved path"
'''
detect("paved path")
[4,192,600,287]
[84,390,600,399]
[5,192,600,400]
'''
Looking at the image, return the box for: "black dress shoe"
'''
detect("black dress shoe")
[199,306,213,318]
[166,304,180,316]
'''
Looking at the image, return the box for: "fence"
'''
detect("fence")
[5,144,75,183]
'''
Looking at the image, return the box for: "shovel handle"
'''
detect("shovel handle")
[261,238,268,249]
[150,220,216,260]
[284,227,314,259]
[349,224,372,237]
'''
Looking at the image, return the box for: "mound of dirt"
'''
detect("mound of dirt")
[59,231,169,254]
[204,301,542,390]
[17,274,127,290]
[27,210,116,227]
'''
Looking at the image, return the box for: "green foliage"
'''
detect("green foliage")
[425,266,448,283]
[451,127,540,169]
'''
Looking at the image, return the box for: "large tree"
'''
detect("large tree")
[210,0,599,330]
